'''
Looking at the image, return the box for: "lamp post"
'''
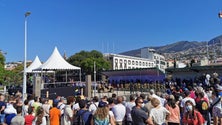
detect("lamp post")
[23,11,31,104]
[94,61,96,97]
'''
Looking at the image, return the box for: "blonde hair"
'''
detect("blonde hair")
[151,98,160,107]
[94,107,109,120]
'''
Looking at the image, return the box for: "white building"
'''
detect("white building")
[103,53,155,70]
[140,48,166,71]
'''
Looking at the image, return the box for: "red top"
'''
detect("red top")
[24,115,35,125]
[182,110,205,125]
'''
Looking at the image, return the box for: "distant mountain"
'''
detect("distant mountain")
[120,34,222,60]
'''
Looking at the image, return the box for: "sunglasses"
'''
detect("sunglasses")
[138,102,144,103]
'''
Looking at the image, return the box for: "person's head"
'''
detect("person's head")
[0,94,5,101]
[184,90,190,97]
[94,101,109,120]
[93,96,99,102]
[67,96,75,105]
[36,106,44,116]
[112,93,117,98]
[151,98,160,107]
[79,100,86,109]
[140,94,146,100]
[16,106,22,114]
[24,99,29,105]
[117,96,123,104]
[107,97,114,105]
[129,95,135,101]
[185,100,195,113]
[150,89,155,95]
[34,96,39,102]
[135,97,144,107]
[28,107,34,115]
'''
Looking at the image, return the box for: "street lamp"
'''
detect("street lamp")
[23,11,31,103]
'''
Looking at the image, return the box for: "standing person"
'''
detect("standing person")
[182,100,205,125]
[42,98,51,123]
[0,94,6,124]
[165,96,180,125]
[92,101,115,125]
[73,100,93,125]
[88,96,99,115]
[61,96,75,125]
[49,102,61,125]
[57,97,66,117]
[131,97,153,125]
[24,107,35,125]
[112,96,126,125]
[149,98,170,125]
[195,91,210,125]
[10,106,25,125]
[180,90,196,113]
[33,106,47,125]
[125,95,135,125]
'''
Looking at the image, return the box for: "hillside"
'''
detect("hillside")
[120,35,222,60]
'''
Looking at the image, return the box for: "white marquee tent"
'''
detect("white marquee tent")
[34,47,81,71]
[26,56,42,73]
[33,47,81,83]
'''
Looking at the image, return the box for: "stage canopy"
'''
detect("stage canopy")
[26,56,42,73]
[34,47,81,71]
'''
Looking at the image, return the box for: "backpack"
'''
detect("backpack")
[196,100,209,114]
[93,116,109,125]
[73,110,88,125]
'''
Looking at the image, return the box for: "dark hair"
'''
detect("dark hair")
[34,96,39,102]
[28,107,33,114]
[24,99,29,105]
[135,97,143,106]
[79,100,86,109]
[107,97,114,104]
[16,106,22,114]
[67,96,75,105]
[130,95,135,101]
[140,94,146,100]
[93,96,99,102]
[112,93,117,98]
[167,98,176,109]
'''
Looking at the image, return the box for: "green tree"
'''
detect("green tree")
[67,50,111,80]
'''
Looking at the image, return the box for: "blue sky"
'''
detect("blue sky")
[1,0,222,62]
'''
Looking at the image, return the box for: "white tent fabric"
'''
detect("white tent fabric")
[26,56,42,73]
[34,47,81,71]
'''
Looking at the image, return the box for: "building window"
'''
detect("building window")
[136,61,138,65]
[143,62,145,66]
[115,59,118,69]
[139,61,141,66]
[124,60,127,69]
[132,61,135,65]
[128,60,131,65]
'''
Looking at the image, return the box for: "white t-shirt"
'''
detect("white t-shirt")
[112,103,126,122]
[72,103,80,111]
[149,106,170,125]
[88,102,99,114]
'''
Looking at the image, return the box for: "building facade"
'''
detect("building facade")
[104,53,155,70]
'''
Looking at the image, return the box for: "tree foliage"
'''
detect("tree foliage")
[67,50,111,80]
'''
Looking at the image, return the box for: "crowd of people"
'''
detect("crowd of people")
[0,81,222,125]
